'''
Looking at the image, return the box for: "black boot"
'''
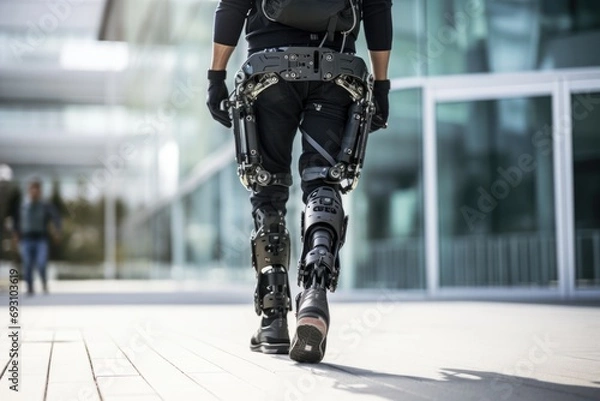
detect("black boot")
[250,266,291,354]
[250,313,290,354]
[290,287,330,363]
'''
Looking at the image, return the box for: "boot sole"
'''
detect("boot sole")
[289,317,328,363]
[250,342,290,354]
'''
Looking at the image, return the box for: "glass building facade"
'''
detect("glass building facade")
[1,0,599,296]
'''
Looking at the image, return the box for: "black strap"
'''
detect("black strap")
[302,167,331,182]
[326,16,338,42]
[269,173,293,187]
[300,127,336,166]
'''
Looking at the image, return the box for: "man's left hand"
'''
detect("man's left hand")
[370,79,390,132]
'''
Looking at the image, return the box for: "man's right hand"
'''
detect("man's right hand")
[206,69,232,128]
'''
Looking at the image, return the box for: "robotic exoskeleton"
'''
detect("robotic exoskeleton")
[223,47,374,294]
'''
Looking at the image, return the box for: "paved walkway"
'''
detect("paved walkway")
[1,283,599,401]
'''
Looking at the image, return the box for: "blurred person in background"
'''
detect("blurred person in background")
[15,178,62,295]
[0,164,21,262]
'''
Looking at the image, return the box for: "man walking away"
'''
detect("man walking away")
[207,0,392,363]
[16,178,62,295]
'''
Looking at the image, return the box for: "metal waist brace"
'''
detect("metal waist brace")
[239,47,370,99]
[224,47,374,193]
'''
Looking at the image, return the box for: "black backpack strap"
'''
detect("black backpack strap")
[326,15,338,42]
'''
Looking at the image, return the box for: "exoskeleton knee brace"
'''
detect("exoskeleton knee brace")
[251,208,292,316]
[298,186,348,291]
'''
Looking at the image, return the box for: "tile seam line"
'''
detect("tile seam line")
[83,333,105,401]
[107,331,166,401]
[140,336,222,401]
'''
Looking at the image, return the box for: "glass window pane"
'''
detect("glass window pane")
[184,176,220,266]
[572,91,600,287]
[353,89,425,289]
[437,96,556,287]
[218,165,252,271]
[422,0,600,76]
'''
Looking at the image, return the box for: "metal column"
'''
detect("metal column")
[423,84,440,296]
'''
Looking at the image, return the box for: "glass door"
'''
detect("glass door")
[569,85,600,289]
[435,96,556,287]
[421,73,567,295]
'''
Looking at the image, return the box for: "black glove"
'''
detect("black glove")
[370,79,390,132]
[206,69,231,128]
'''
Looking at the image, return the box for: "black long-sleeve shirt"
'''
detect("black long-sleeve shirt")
[214,0,393,54]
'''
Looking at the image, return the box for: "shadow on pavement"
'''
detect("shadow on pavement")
[305,363,600,401]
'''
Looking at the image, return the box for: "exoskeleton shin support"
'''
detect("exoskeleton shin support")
[298,187,348,292]
[251,209,292,316]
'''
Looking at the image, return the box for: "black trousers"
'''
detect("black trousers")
[250,80,353,215]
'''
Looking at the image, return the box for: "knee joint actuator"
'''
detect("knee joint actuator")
[251,209,292,315]
[298,187,348,291]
